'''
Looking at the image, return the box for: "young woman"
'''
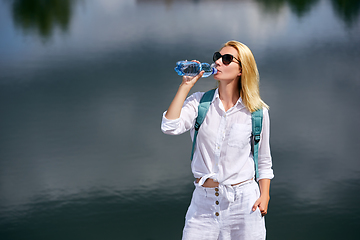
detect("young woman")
[161,40,274,240]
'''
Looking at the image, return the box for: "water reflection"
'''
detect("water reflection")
[0,0,359,239]
[256,0,320,17]
[4,0,360,43]
[331,0,360,27]
[256,0,360,25]
[10,0,75,39]
[0,185,194,239]
[137,0,360,27]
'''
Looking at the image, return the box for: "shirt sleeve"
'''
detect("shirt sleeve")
[161,92,204,135]
[257,107,274,180]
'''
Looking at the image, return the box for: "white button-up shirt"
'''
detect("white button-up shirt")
[161,88,274,189]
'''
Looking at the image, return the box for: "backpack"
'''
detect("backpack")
[190,89,263,180]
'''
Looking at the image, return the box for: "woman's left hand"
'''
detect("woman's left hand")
[252,178,271,216]
[252,195,270,216]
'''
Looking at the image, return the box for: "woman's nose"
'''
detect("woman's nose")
[215,58,222,66]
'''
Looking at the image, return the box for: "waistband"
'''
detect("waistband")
[194,178,255,203]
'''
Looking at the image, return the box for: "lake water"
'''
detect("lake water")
[0,0,359,239]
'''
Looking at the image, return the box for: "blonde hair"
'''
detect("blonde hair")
[221,40,269,112]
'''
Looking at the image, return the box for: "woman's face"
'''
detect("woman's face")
[213,46,241,82]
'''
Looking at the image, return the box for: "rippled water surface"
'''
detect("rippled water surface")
[1,0,360,239]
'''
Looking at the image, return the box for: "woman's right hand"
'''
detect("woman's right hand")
[180,60,204,88]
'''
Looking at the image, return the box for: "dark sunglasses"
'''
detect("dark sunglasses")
[213,52,241,66]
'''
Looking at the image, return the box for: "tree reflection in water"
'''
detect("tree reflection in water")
[255,0,320,17]
[331,0,360,27]
[255,0,360,26]
[11,0,75,39]
[7,0,360,41]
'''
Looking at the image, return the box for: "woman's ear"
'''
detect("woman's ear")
[237,69,242,76]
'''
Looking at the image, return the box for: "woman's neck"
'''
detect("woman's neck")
[218,80,240,112]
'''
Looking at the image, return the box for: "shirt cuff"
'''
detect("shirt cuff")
[257,170,274,181]
[161,111,181,134]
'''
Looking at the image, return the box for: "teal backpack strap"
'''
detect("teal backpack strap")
[252,108,263,180]
[191,89,216,160]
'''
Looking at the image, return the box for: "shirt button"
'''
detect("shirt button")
[216,201,219,205]
[215,212,219,216]
[215,192,219,197]
[215,188,219,192]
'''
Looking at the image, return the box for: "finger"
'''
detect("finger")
[192,71,204,81]
[261,210,267,216]
[183,71,204,83]
[252,200,260,212]
[259,205,268,216]
[183,76,192,82]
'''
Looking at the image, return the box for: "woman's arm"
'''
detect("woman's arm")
[165,60,204,120]
[257,108,274,180]
[252,178,271,216]
[165,70,204,120]
[252,108,273,216]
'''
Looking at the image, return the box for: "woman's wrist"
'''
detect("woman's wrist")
[258,178,271,199]
[260,194,270,200]
[179,82,193,90]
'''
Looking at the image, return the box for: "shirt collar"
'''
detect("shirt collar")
[212,88,220,103]
[213,88,245,110]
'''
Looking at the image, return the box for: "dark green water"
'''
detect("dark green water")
[0,0,359,239]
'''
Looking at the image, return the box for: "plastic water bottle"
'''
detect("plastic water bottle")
[174,61,217,78]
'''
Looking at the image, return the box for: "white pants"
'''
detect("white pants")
[182,180,266,240]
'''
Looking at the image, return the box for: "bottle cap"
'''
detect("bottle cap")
[211,63,218,74]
